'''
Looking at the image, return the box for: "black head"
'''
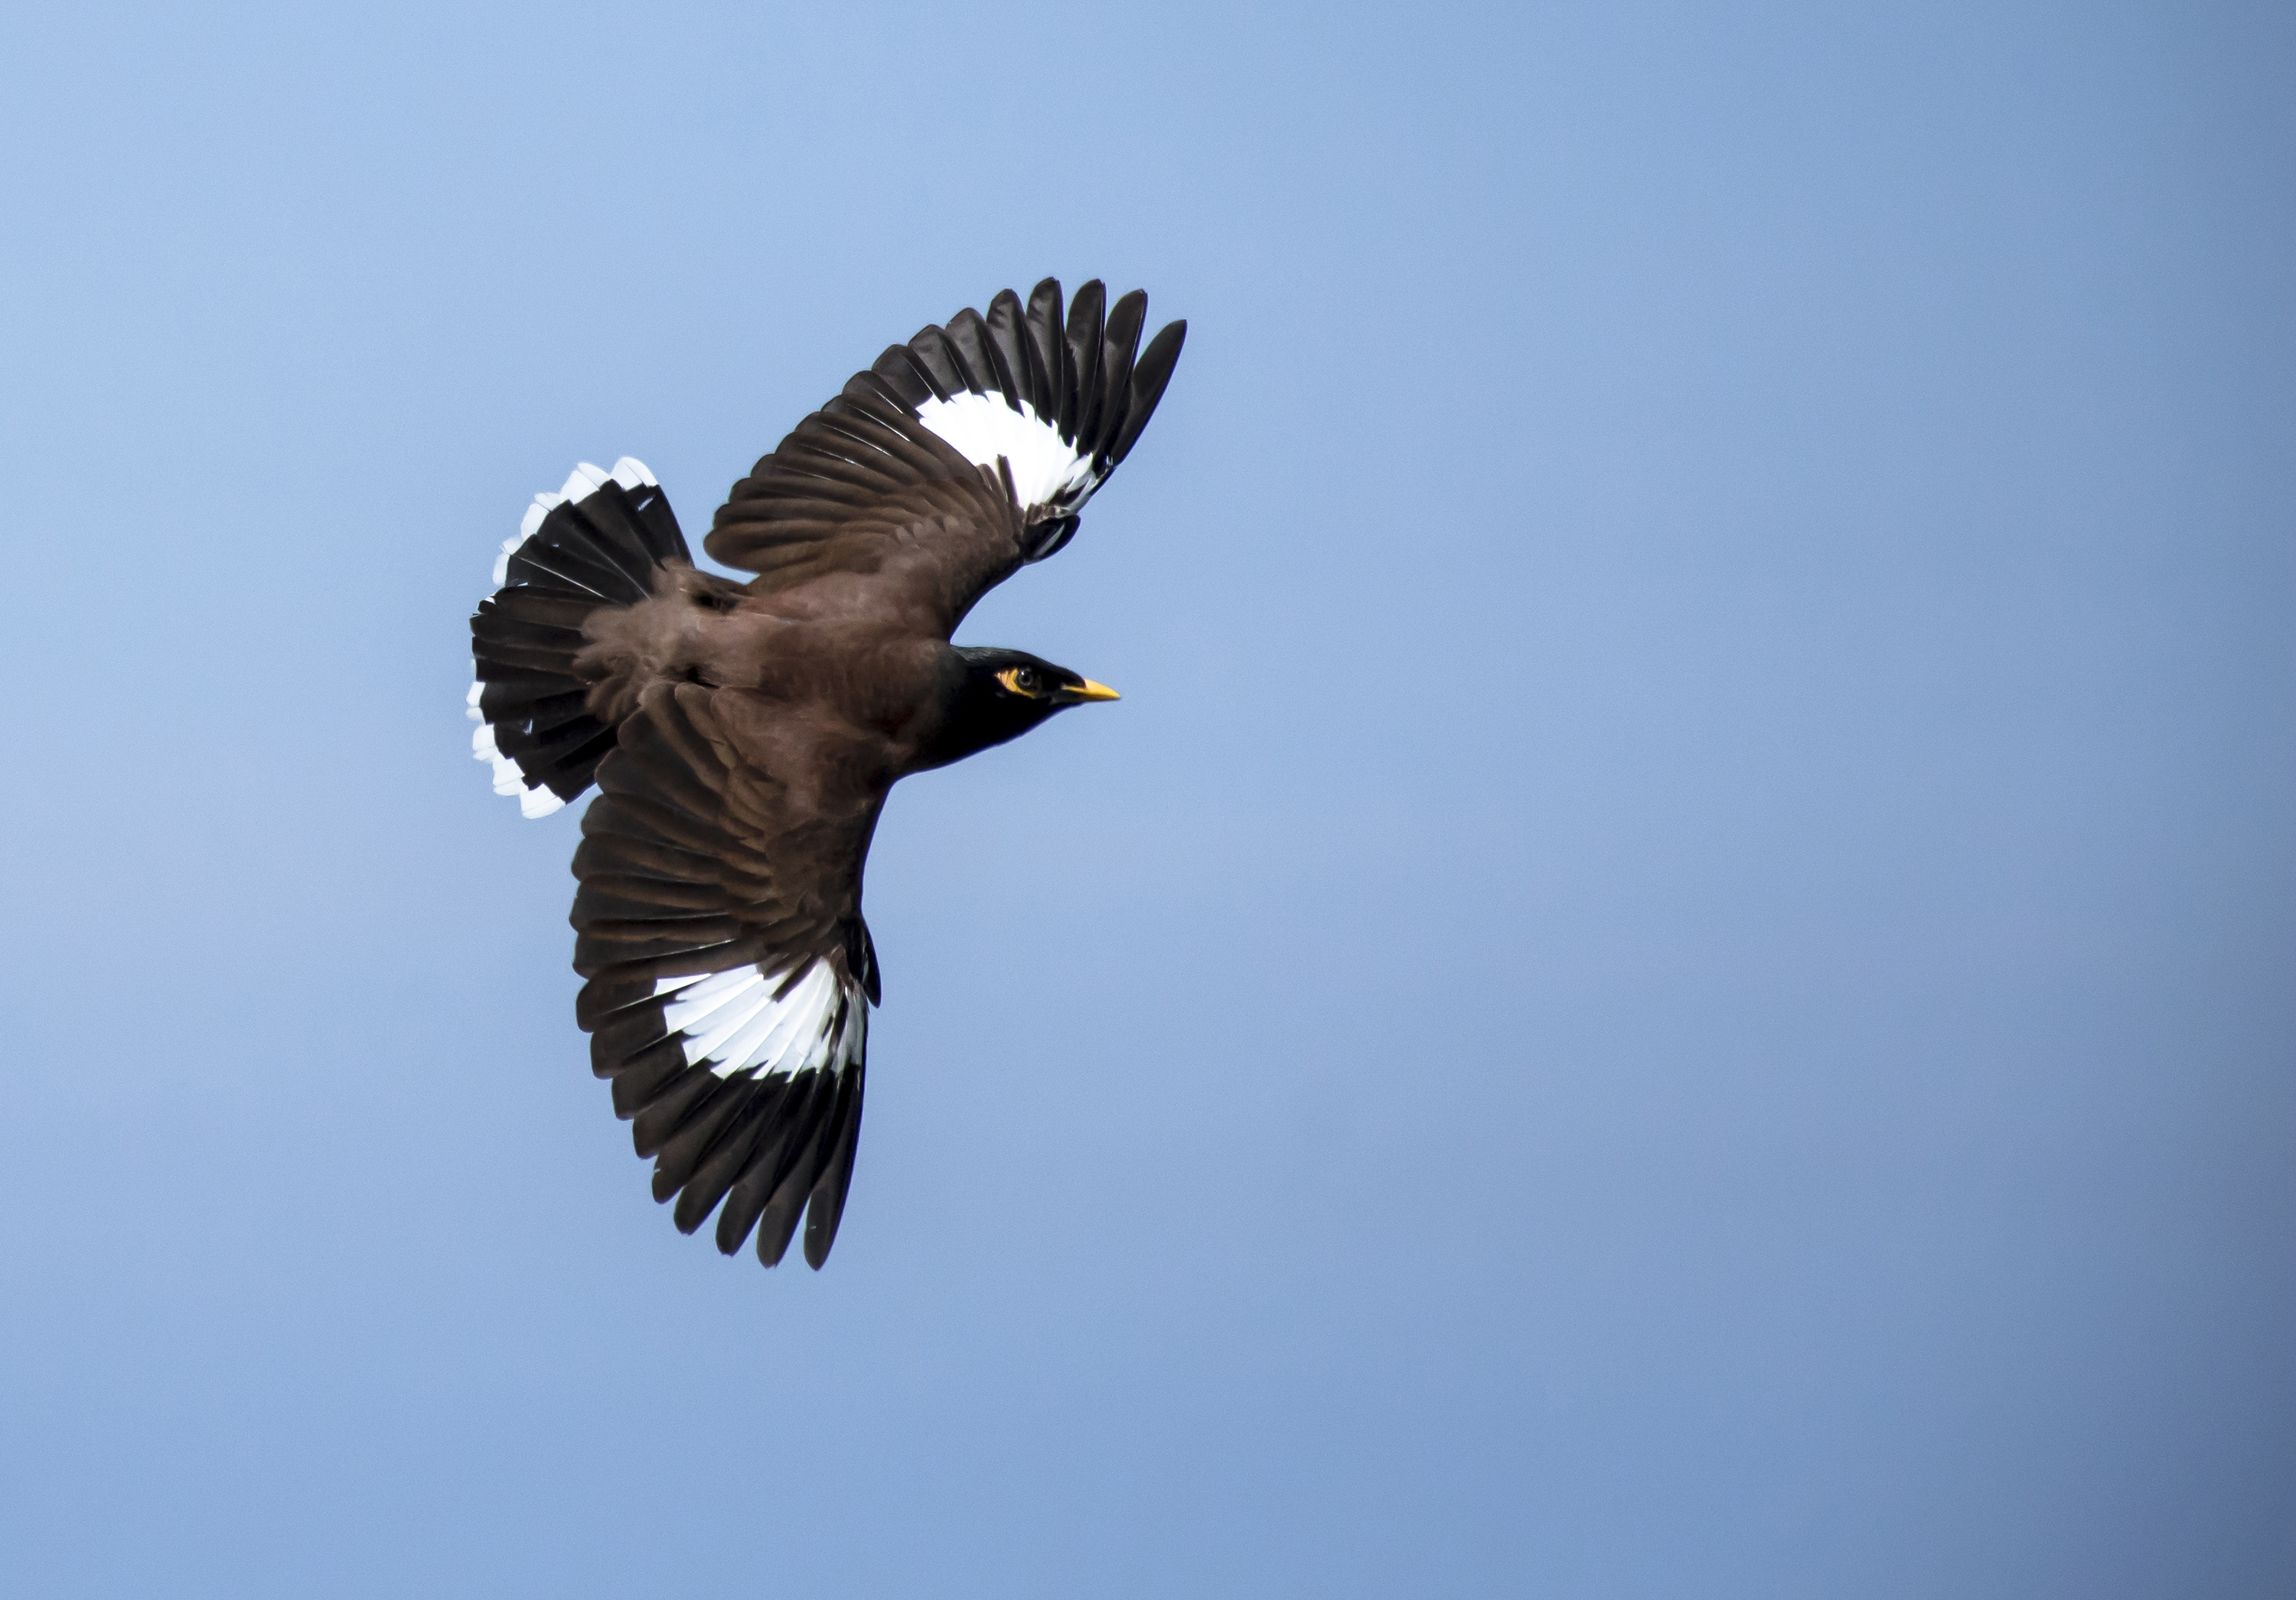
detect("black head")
[918,647,1121,770]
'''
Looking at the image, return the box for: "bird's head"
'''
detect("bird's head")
[920,646,1121,769]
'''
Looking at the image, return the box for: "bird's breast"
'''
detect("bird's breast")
[711,618,949,766]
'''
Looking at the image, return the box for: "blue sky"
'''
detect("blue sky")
[2,3,2290,1595]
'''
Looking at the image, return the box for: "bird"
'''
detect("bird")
[466,278,1185,1271]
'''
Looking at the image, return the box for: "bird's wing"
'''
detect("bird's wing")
[571,682,882,1270]
[707,278,1186,637]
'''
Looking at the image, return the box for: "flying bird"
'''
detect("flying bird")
[467,279,1185,1270]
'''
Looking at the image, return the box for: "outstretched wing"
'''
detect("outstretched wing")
[572,683,883,1269]
[706,277,1186,636]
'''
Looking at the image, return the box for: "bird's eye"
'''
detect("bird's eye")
[1004,667,1041,695]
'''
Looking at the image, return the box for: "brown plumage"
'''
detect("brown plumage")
[468,278,1185,1269]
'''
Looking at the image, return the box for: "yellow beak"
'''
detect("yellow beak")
[1071,679,1121,703]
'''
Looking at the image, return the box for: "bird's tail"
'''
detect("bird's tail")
[467,459,690,818]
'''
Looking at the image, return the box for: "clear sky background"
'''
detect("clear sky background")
[2,2,2289,1595]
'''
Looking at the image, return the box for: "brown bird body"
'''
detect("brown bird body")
[468,278,1184,1269]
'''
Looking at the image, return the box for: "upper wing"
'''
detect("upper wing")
[706,278,1186,636]
[571,683,882,1270]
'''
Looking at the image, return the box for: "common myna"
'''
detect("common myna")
[467,279,1185,1269]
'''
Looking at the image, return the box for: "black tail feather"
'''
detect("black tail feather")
[468,460,690,814]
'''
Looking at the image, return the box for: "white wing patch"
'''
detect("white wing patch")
[468,456,659,818]
[914,393,1101,514]
[654,962,869,1080]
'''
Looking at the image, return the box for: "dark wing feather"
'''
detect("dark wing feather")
[573,682,882,1269]
[709,393,1026,635]
[706,278,1186,635]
